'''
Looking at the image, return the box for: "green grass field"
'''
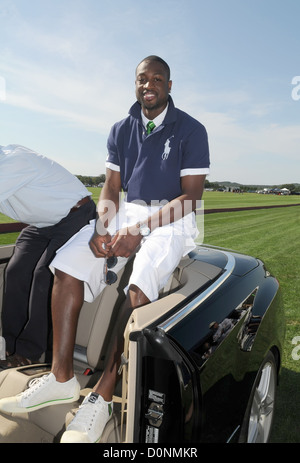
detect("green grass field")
[1,190,299,442]
[202,190,300,209]
[197,194,300,443]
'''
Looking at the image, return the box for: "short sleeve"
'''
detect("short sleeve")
[180,124,210,176]
[105,124,121,171]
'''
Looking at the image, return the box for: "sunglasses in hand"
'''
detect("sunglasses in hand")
[103,256,118,285]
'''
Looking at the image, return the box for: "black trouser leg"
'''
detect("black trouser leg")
[2,200,96,361]
[2,226,49,356]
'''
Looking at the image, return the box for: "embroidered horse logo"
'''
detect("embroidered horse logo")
[162,136,174,160]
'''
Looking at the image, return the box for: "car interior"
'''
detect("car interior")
[0,243,222,443]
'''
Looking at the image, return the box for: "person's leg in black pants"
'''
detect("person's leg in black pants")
[1,199,95,363]
[2,226,49,359]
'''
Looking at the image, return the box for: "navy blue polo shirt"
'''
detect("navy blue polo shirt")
[106,97,210,204]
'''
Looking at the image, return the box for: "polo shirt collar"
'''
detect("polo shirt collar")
[141,104,168,130]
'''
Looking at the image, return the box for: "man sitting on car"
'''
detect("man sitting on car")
[0,55,210,443]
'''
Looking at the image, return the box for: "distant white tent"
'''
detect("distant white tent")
[280,188,290,195]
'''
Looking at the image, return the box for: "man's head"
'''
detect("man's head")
[135,56,172,119]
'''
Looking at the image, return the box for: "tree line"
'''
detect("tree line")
[204,180,300,193]
[76,175,300,194]
[76,175,106,187]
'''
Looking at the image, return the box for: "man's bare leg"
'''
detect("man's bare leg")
[93,284,149,401]
[50,269,84,382]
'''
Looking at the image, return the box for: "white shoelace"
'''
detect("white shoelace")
[71,394,111,432]
[21,374,50,398]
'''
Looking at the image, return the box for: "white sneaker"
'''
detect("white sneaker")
[61,392,113,443]
[0,373,80,414]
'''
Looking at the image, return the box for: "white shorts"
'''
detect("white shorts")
[50,201,198,303]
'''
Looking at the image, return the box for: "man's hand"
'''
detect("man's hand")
[110,225,142,258]
[89,231,113,258]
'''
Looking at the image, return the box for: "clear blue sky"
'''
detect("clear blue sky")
[0,0,299,185]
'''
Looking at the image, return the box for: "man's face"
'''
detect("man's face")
[135,60,172,119]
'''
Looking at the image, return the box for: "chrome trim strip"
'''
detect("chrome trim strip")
[226,425,241,443]
[158,251,236,332]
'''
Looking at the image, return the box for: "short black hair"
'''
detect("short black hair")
[136,55,171,80]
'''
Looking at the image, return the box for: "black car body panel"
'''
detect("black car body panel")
[129,246,284,443]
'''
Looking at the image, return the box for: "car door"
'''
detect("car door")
[128,271,264,443]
